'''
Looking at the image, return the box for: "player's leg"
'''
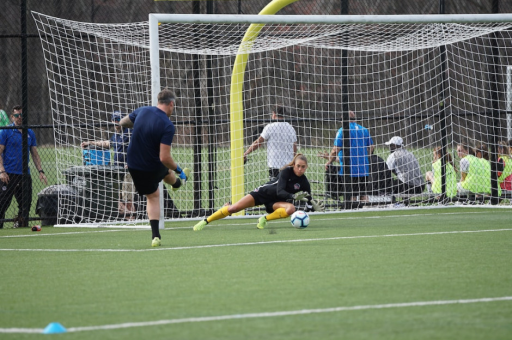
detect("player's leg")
[0,175,17,229]
[121,172,135,218]
[257,202,295,229]
[14,174,31,227]
[163,168,191,191]
[193,194,256,231]
[163,170,179,187]
[129,167,163,246]
[146,188,162,246]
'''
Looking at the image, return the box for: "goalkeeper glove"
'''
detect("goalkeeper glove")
[175,165,188,182]
[311,199,325,212]
[292,191,309,202]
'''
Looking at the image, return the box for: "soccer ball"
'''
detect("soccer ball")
[290,210,310,229]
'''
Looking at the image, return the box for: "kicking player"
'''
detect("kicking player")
[119,89,190,247]
[193,154,324,231]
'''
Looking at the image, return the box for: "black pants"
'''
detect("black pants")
[0,174,32,228]
[391,178,424,195]
[269,168,280,181]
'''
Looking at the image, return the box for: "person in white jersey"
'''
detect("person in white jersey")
[244,106,297,180]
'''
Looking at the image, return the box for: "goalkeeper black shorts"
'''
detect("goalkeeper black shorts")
[249,191,277,214]
[128,165,169,196]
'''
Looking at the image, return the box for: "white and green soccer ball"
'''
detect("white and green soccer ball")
[290,210,309,229]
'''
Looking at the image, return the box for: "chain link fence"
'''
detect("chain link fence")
[0,0,509,227]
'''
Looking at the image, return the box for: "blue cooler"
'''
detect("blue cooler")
[83,149,111,165]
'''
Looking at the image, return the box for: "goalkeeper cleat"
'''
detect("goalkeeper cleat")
[193,219,207,231]
[256,216,267,229]
[151,237,161,247]
[172,168,191,191]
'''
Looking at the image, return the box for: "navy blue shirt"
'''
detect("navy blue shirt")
[110,129,130,166]
[0,123,37,174]
[127,106,175,171]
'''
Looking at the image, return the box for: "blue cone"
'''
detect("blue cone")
[42,322,67,334]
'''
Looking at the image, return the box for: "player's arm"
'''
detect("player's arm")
[81,140,110,149]
[275,168,294,201]
[459,158,468,182]
[160,143,178,170]
[244,136,265,161]
[325,145,340,168]
[119,115,134,128]
[368,143,375,155]
[30,146,48,185]
[0,144,8,184]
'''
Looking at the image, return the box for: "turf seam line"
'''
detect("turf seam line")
[1,296,511,334]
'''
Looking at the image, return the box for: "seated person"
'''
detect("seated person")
[456,142,491,195]
[318,152,344,200]
[368,148,393,196]
[384,136,425,195]
[318,148,392,198]
[498,141,512,191]
[81,111,181,219]
[425,146,457,198]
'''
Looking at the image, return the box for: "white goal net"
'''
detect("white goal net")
[32,12,512,226]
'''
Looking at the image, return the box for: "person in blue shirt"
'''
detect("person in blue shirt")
[0,105,47,228]
[81,111,129,166]
[324,111,374,202]
[119,89,189,247]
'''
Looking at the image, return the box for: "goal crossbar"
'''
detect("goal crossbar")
[149,13,512,25]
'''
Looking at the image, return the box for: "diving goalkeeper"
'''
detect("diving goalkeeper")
[193,154,324,231]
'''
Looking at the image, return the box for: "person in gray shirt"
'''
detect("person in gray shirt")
[385,136,425,195]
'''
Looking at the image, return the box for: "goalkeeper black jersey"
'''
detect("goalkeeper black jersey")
[252,166,311,202]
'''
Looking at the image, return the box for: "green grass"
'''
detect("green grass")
[1,207,511,339]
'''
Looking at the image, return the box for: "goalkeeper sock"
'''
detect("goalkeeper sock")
[207,206,231,223]
[265,208,289,221]
[171,178,182,189]
[150,220,161,239]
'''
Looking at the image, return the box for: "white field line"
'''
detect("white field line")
[0,230,131,238]
[1,296,511,334]
[1,228,511,253]
[0,210,492,237]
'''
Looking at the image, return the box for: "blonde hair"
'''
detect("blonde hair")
[281,153,308,170]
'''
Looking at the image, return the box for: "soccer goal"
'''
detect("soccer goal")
[32,12,512,227]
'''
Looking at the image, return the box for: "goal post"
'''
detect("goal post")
[149,13,512,211]
[32,12,512,228]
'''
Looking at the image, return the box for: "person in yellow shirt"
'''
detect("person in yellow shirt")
[457,142,491,195]
[425,146,457,198]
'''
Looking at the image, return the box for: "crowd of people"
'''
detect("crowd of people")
[321,116,512,201]
[2,97,512,240]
